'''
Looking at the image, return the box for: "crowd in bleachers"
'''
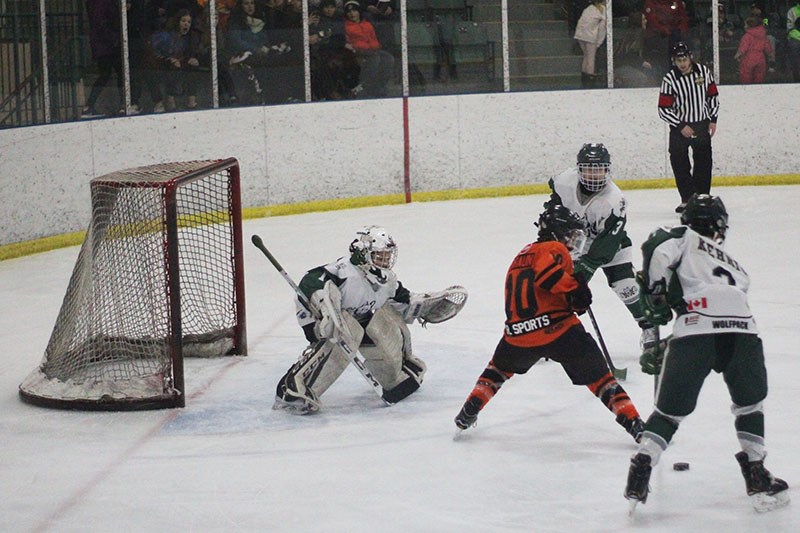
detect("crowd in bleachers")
[612,0,800,87]
[75,1,800,117]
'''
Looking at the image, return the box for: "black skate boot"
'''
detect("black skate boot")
[454,396,483,430]
[617,414,645,443]
[735,452,790,512]
[624,453,652,505]
[273,368,320,415]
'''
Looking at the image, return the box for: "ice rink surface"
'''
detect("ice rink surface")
[1,186,798,532]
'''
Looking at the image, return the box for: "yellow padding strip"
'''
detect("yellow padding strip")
[3,176,799,261]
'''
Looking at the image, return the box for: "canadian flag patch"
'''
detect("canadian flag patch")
[687,297,708,311]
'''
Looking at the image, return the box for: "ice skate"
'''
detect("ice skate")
[735,452,790,512]
[625,453,652,514]
[453,396,482,438]
[273,372,320,415]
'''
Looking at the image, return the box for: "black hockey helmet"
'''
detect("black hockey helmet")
[536,205,587,252]
[577,143,611,192]
[671,41,692,59]
[680,193,728,242]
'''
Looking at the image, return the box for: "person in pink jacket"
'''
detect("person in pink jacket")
[735,17,773,84]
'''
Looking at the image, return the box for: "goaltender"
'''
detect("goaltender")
[274,225,467,414]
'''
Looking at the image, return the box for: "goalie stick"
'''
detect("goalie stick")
[251,234,391,405]
[587,306,628,381]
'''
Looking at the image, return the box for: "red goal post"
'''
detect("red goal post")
[19,159,247,410]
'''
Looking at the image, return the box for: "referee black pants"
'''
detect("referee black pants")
[669,120,712,203]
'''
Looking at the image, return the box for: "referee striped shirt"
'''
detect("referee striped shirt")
[658,63,719,129]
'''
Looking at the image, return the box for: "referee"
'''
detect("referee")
[657,42,720,213]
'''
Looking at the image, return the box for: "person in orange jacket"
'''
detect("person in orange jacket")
[343,0,394,97]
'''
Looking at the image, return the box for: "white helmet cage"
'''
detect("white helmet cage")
[350,226,398,271]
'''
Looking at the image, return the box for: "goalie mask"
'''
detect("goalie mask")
[577,143,611,193]
[680,193,728,243]
[350,226,398,279]
[536,205,587,254]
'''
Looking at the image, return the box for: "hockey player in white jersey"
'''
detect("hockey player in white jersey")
[273,226,467,414]
[544,143,658,351]
[624,194,789,513]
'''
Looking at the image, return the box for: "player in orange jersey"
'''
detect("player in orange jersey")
[454,204,644,441]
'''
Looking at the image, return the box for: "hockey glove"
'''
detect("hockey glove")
[566,277,592,314]
[635,271,672,326]
[572,258,598,282]
[639,337,669,375]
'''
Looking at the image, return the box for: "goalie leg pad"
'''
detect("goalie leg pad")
[308,312,365,399]
[363,306,426,397]
[275,312,365,413]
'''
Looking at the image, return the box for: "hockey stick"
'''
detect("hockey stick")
[587,306,628,381]
[251,234,391,404]
[652,328,662,397]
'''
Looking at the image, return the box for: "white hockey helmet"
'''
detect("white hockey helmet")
[349,225,398,271]
[577,143,611,193]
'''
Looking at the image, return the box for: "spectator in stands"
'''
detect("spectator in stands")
[309,0,361,100]
[788,15,800,81]
[614,11,659,87]
[148,9,208,111]
[197,0,237,33]
[364,0,397,53]
[226,0,273,104]
[344,0,394,97]
[643,0,689,70]
[748,1,778,76]
[82,0,124,117]
[735,16,773,83]
[196,0,239,105]
[260,0,305,103]
[574,0,607,89]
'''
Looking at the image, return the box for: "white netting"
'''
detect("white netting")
[19,160,245,409]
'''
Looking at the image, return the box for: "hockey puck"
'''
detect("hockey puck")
[673,462,690,471]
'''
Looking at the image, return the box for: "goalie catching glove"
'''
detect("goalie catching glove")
[405,285,468,326]
[635,271,672,326]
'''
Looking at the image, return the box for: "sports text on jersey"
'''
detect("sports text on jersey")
[712,320,749,330]
[696,239,747,274]
[505,315,551,336]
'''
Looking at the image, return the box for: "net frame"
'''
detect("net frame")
[19,159,247,410]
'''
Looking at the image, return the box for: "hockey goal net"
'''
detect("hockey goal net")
[19,159,247,410]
